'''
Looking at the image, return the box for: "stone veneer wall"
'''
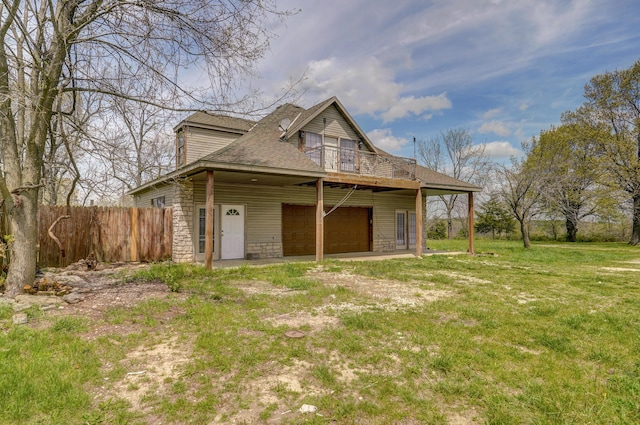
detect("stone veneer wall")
[172,179,194,262]
[246,242,283,259]
[373,237,396,253]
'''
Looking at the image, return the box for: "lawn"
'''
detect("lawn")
[1,240,639,424]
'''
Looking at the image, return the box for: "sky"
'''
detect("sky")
[250,0,640,161]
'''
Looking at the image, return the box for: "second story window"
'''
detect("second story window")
[304,132,322,166]
[176,130,185,167]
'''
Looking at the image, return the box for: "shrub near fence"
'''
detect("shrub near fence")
[35,206,172,267]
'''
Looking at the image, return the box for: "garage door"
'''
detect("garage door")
[282,205,316,256]
[282,204,371,256]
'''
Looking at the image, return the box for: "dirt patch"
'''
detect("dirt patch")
[438,271,493,285]
[38,262,185,320]
[446,407,482,425]
[101,336,193,411]
[307,269,453,309]
[266,311,340,331]
[229,280,302,297]
[211,359,325,424]
[600,267,640,272]
[17,262,195,417]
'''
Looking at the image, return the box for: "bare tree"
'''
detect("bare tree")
[500,141,544,248]
[419,128,490,238]
[79,84,176,204]
[0,0,289,297]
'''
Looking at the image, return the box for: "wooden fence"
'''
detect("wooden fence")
[30,206,172,267]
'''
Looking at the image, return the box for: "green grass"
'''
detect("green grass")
[1,240,639,423]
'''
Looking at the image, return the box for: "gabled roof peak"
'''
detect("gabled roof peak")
[286,96,376,152]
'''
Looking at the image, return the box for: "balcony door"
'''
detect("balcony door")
[340,138,357,172]
[324,136,338,171]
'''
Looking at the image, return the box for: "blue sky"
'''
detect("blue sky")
[252,0,640,160]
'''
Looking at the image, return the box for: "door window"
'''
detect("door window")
[396,211,406,247]
[408,212,417,246]
[198,207,215,254]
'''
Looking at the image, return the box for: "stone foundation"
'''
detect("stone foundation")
[246,242,283,259]
[172,179,194,263]
[373,238,396,253]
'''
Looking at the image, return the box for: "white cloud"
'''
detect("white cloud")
[381,94,451,123]
[482,108,502,119]
[479,141,522,158]
[254,0,636,158]
[296,56,452,122]
[479,120,511,137]
[367,128,410,152]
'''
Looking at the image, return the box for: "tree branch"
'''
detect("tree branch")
[10,182,45,195]
[48,214,70,258]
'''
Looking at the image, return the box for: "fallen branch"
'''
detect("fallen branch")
[48,215,71,258]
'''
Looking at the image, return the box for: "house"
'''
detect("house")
[129,97,481,266]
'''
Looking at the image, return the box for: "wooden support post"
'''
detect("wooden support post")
[316,178,324,262]
[205,170,214,269]
[131,207,139,262]
[468,192,475,255]
[415,189,423,257]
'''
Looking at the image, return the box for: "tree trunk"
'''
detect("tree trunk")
[520,219,531,249]
[4,192,39,297]
[565,217,578,242]
[447,216,453,240]
[630,193,640,245]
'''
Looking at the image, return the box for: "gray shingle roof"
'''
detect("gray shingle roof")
[415,165,482,192]
[171,98,482,192]
[176,111,255,133]
[201,103,325,174]
[381,151,482,192]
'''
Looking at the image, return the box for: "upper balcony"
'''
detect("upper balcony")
[303,145,416,181]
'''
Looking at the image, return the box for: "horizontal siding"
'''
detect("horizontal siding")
[191,181,418,249]
[186,127,241,164]
[303,105,367,147]
[193,182,285,244]
[134,183,174,208]
[371,192,416,247]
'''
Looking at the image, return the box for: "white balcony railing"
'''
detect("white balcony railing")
[303,146,416,180]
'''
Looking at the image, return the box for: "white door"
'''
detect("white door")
[221,205,245,259]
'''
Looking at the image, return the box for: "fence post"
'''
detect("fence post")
[131,207,139,262]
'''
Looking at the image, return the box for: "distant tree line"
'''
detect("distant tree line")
[421,60,640,248]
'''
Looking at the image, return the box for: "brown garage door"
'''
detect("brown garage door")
[282,204,371,256]
[282,205,316,256]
